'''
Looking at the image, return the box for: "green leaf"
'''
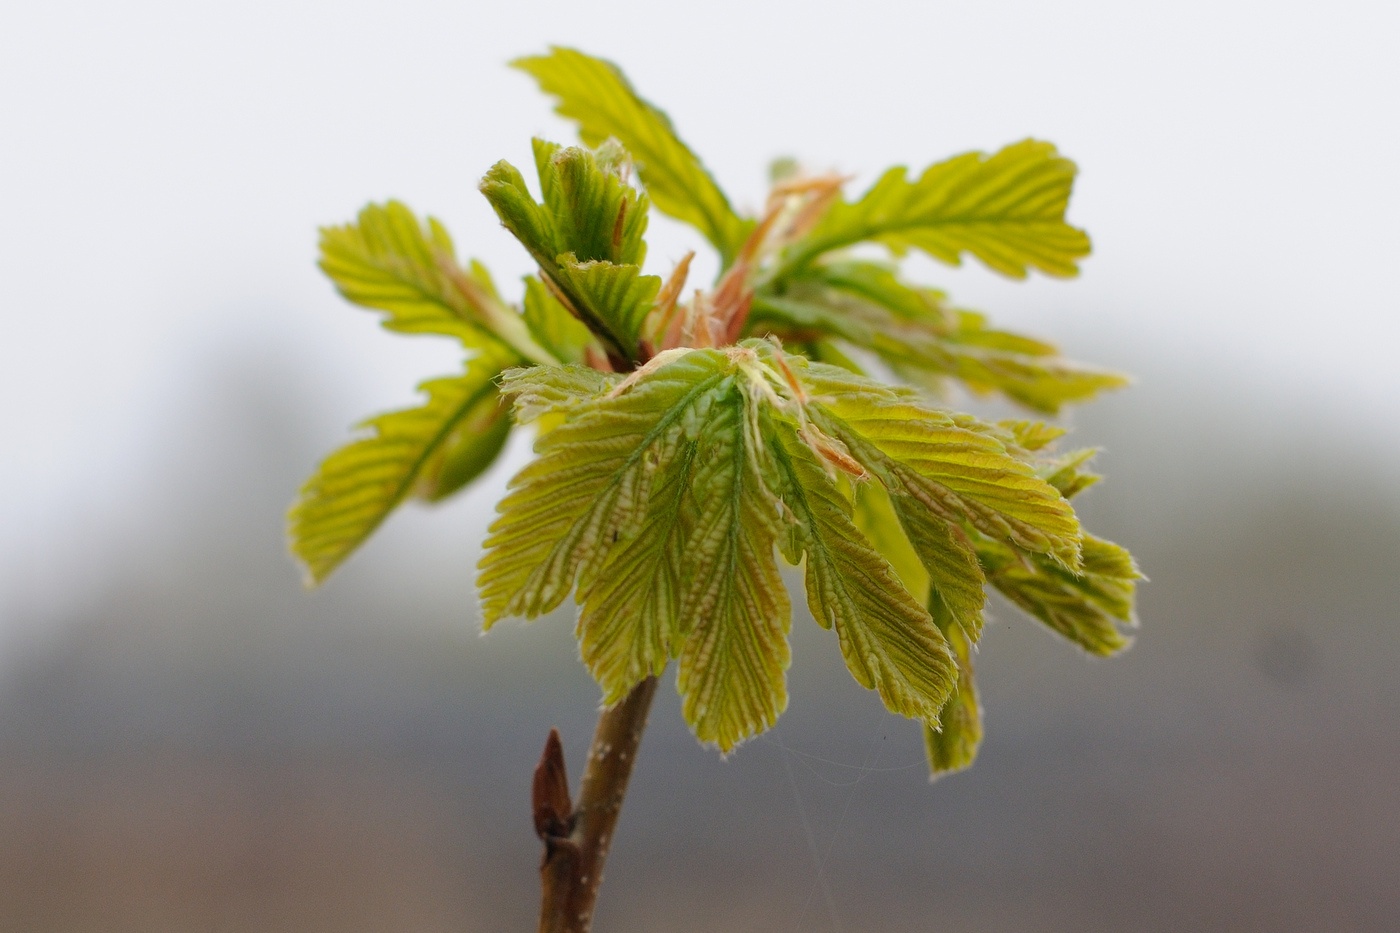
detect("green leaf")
[543,139,649,267]
[480,145,658,360]
[1038,447,1103,500]
[478,352,731,626]
[979,533,1142,655]
[552,255,662,358]
[923,591,982,779]
[513,47,751,263]
[836,382,989,642]
[782,140,1091,279]
[888,494,987,642]
[414,391,512,503]
[674,391,790,752]
[767,421,955,725]
[479,351,792,751]
[290,347,515,584]
[319,201,491,346]
[478,342,1111,752]
[800,339,867,375]
[576,429,698,705]
[809,259,947,324]
[795,360,1083,568]
[749,261,1126,413]
[748,294,873,346]
[853,480,929,603]
[522,275,596,364]
[931,311,1128,413]
[480,159,560,273]
[319,201,556,365]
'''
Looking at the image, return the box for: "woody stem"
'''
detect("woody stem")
[536,676,659,933]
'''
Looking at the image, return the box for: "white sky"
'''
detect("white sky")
[2,0,1398,624]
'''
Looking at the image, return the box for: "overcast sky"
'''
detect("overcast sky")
[3,0,1397,628]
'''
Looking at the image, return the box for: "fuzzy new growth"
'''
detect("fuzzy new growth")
[289,45,1142,933]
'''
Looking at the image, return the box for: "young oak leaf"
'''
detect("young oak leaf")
[780,139,1091,279]
[289,345,517,584]
[513,47,751,264]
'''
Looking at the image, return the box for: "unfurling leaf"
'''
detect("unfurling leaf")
[414,390,512,503]
[853,480,930,603]
[299,47,1142,790]
[480,140,658,360]
[478,350,791,751]
[780,139,1091,279]
[514,46,751,263]
[673,396,791,751]
[478,341,1088,750]
[290,346,516,584]
[527,138,650,268]
[522,275,596,364]
[551,256,662,358]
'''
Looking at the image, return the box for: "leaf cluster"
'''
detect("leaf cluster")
[289,47,1142,776]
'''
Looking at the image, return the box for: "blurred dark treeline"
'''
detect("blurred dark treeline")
[1,338,1397,933]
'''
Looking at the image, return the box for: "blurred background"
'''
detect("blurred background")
[3,1,1398,930]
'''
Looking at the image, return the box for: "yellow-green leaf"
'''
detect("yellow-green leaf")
[749,261,1125,414]
[479,351,793,751]
[675,394,790,752]
[923,593,982,779]
[320,200,556,364]
[768,423,955,725]
[785,140,1090,279]
[797,361,1083,568]
[522,275,596,364]
[576,432,698,704]
[552,255,661,360]
[414,392,512,503]
[290,347,515,584]
[979,533,1142,655]
[319,201,488,346]
[854,480,930,603]
[477,353,731,626]
[480,145,657,360]
[513,47,751,263]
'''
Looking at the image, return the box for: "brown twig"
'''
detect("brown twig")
[535,676,659,933]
